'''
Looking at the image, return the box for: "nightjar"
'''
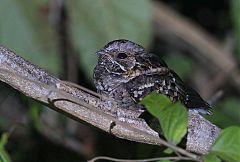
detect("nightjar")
[93,39,211,116]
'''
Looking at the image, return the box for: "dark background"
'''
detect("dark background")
[0,0,239,161]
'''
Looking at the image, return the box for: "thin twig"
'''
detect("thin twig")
[88,156,198,162]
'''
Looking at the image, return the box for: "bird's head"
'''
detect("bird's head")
[96,39,147,75]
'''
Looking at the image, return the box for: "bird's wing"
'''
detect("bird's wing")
[169,71,212,114]
[137,53,212,114]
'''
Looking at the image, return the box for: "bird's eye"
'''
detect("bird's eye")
[116,53,128,59]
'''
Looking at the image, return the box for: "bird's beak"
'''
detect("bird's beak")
[96,50,105,55]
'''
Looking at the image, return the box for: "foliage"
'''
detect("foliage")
[141,93,240,162]
[205,126,240,162]
[0,133,11,162]
[141,92,188,145]
[204,153,221,162]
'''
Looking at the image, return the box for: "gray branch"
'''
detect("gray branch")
[0,46,220,156]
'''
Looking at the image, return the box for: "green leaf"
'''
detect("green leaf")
[0,133,11,162]
[140,92,172,116]
[0,0,60,74]
[163,148,173,154]
[0,133,8,148]
[0,149,11,162]
[141,93,188,145]
[70,0,152,80]
[211,126,240,162]
[204,153,221,162]
[160,102,187,144]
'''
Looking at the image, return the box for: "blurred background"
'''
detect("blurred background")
[0,0,239,161]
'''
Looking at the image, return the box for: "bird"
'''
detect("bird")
[93,39,211,116]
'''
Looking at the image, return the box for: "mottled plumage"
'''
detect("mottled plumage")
[93,39,211,115]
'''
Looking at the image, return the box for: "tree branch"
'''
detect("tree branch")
[0,46,220,156]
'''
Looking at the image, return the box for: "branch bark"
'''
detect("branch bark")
[0,46,220,156]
